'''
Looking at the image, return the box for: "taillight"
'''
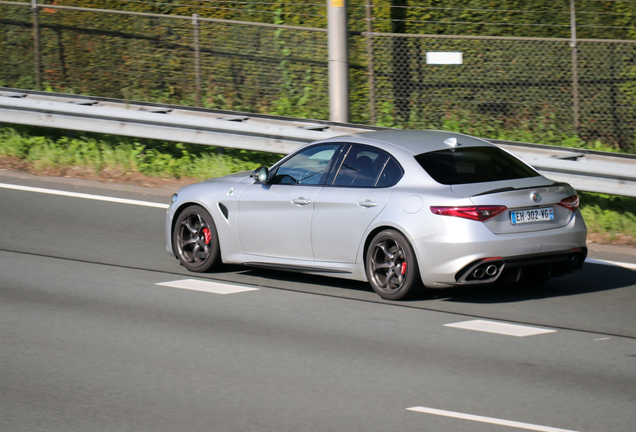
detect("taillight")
[558,195,580,212]
[430,205,507,222]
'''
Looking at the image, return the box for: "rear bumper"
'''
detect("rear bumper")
[413,211,588,287]
[450,248,587,285]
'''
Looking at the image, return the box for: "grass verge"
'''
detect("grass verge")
[579,192,636,246]
[1,124,635,246]
[0,124,282,187]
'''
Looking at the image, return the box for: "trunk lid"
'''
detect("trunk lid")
[451,178,578,233]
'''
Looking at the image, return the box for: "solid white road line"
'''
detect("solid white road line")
[0,182,169,208]
[585,258,636,271]
[444,320,557,337]
[156,279,260,294]
[4,183,636,272]
[406,407,580,432]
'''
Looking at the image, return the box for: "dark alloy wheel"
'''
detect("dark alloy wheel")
[173,205,220,272]
[365,229,421,300]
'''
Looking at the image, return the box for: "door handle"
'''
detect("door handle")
[358,200,378,208]
[291,197,311,206]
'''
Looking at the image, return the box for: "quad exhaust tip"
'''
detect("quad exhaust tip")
[569,253,584,269]
[471,264,500,280]
[467,260,504,282]
[457,249,587,285]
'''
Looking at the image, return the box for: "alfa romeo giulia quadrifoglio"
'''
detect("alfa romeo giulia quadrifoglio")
[166,130,587,300]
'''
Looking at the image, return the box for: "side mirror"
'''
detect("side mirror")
[252,166,270,183]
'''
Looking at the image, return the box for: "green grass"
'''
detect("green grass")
[0,125,282,180]
[579,192,636,242]
[1,124,635,244]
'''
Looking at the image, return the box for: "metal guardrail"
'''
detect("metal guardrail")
[1,88,636,197]
[0,89,369,155]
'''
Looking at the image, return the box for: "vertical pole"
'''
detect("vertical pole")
[32,0,41,91]
[328,0,349,123]
[365,0,376,124]
[570,0,579,134]
[609,43,622,149]
[192,13,201,107]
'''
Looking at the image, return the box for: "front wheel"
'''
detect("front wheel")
[173,205,220,272]
[365,230,421,300]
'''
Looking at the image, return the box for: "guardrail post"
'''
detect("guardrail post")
[328,0,349,123]
[31,0,41,91]
[192,13,201,107]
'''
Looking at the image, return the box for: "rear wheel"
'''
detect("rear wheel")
[173,205,220,272]
[365,230,421,300]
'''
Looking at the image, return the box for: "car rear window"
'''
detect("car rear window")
[415,146,540,185]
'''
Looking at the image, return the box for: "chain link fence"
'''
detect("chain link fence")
[0,3,329,117]
[367,34,636,151]
[1,2,635,151]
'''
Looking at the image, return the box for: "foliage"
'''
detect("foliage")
[580,192,636,241]
[0,125,282,179]
[348,0,636,39]
[268,10,329,119]
[1,1,636,152]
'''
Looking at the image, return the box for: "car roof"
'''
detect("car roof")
[336,130,494,155]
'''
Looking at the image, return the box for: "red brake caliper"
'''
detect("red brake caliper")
[202,227,211,245]
[401,262,407,275]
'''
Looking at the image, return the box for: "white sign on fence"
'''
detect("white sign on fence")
[426,52,463,65]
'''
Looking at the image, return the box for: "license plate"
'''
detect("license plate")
[510,207,554,224]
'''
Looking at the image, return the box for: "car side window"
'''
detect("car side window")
[332,145,403,188]
[376,157,404,187]
[270,144,340,185]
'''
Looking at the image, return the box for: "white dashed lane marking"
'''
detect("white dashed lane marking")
[156,279,260,295]
[444,320,557,337]
[406,406,580,432]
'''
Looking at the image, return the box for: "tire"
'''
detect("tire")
[173,205,220,272]
[365,229,422,300]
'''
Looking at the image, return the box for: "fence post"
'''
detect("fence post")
[192,13,201,107]
[328,0,349,123]
[31,0,41,91]
[364,0,376,124]
[570,0,580,134]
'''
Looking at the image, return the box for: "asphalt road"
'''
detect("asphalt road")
[1,171,635,432]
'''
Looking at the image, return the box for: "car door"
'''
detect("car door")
[312,144,404,263]
[237,143,341,260]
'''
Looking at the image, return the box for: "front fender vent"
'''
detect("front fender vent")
[218,202,229,220]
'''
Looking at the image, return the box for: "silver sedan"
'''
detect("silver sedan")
[166,130,587,300]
